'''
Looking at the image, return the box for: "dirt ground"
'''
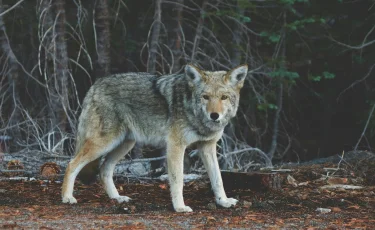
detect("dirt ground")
[1,163,374,229]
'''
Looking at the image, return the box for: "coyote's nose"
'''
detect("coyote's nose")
[210,112,220,121]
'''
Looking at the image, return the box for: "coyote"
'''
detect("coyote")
[62,64,248,212]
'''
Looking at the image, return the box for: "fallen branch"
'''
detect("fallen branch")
[270,169,293,172]
[125,156,166,163]
[0,169,33,174]
[320,184,363,190]
[42,155,71,160]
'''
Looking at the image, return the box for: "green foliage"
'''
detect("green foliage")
[260,31,281,43]
[241,16,251,23]
[280,0,309,5]
[322,71,335,79]
[286,17,326,31]
[353,55,365,64]
[309,75,321,82]
[269,68,300,80]
[308,71,335,82]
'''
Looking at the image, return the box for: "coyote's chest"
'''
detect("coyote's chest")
[130,121,222,148]
[182,126,223,145]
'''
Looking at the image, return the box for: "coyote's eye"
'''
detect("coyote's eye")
[202,95,210,100]
[221,95,228,100]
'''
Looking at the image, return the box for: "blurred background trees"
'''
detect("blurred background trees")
[0,0,374,170]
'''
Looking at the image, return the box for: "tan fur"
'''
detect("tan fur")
[207,98,223,115]
[61,64,248,212]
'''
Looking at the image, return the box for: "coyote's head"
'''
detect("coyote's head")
[185,64,248,132]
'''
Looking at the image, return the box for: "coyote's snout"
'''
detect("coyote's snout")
[62,64,248,212]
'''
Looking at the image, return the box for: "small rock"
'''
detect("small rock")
[207,202,217,210]
[122,207,130,214]
[128,163,148,176]
[120,205,136,214]
[0,189,6,193]
[242,200,252,208]
[316,208,331,213]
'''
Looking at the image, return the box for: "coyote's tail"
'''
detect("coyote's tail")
[77,159,101,184]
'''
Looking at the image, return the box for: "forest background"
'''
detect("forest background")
[0,0,374,171]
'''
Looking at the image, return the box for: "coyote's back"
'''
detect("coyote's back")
[62,64,248,212]
[75,72,170,150]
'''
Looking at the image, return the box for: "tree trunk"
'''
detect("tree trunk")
[147,0,162,74]
[191,0,208,62]
[231,0,244,67]
[171,0,184,73]
[38,0,70,152]
[38,0,54,67]
[0,4,22,139]
[52,0,69,134]
[267,12,286,161]
[38,0,54,128]
[94,0,111,78]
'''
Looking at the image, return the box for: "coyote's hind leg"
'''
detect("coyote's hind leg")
[62,135,124,204]
[100,139,136,203]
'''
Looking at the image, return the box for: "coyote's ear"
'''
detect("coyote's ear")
[226,64,248,88]
[185,64,203,84]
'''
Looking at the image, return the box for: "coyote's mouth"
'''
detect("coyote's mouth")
[207,119,220,124]
[205,119,224,130]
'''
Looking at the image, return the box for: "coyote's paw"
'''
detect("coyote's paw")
[217,197,238,208]
[113,196,131,203]
[62,196,77,204]
[174,205,193,213]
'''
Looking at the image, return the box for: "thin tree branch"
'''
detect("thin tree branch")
[354,103,375,151]
[338,62,375,100]
[0,0,25,17]
[224,147,272,167]
[329,36,375,50]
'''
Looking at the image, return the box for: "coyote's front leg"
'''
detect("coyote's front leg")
[166,137,192,212]
[200,141,238,208]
